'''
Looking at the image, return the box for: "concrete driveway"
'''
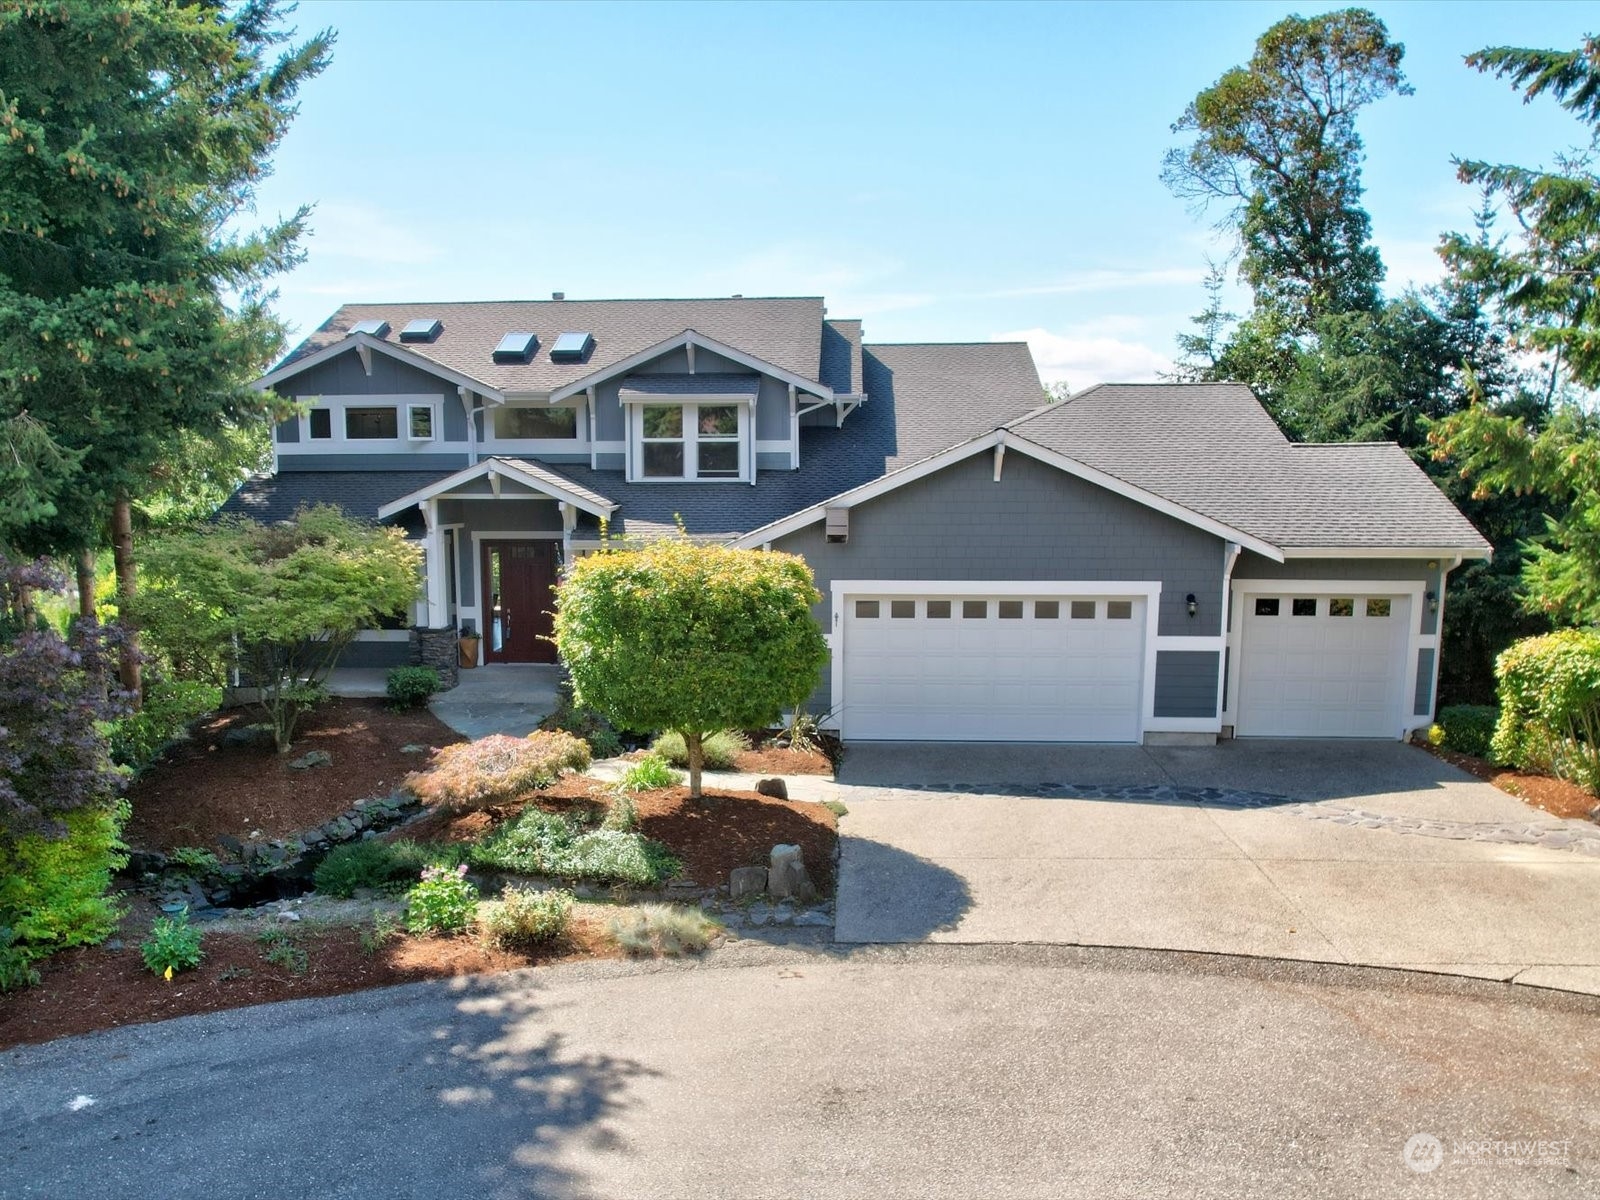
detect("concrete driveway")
[834,740,1600,994]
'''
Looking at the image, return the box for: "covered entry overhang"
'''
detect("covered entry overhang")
[377,457,616,634]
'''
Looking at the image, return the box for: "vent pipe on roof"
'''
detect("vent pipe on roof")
[552,291,565,300]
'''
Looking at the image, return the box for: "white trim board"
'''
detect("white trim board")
[1225,578,1427,740]
[729,428,1285,562]
[549,328,833,405]
[255,333,505,402]
[377,458,616,521]
[827,580,1168,744]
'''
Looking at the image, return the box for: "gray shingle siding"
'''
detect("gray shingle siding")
[775,452,1226,711]
[274,348,459,402]
[1233,552,1443,635]
[1415,649,1436,717]
[277,452,470,473]
[1154,651,1220,718]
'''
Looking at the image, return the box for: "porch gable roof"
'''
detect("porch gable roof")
[376,456,618,521]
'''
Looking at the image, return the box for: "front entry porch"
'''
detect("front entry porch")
[326,663,565,739]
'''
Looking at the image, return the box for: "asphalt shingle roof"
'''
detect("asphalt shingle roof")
[278,297,828,395]
[1006,383,1488,551]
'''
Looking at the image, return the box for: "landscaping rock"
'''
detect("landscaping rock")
[287,749,333,770]
[217,835,244,859]
[221,724,274,749]
[756,777,788,800]
[400,743,427,754]
[767,844,816,902]
[729,866,767,900]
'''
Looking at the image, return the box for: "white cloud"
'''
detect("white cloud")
[1379,237,1449,292]
[994,325,1173,387]
[304,201,443,266]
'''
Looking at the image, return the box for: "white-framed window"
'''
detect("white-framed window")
[491,404,580,441]
[631,402,747,481]
[308,408,332,440]
[346,405,399,439]
[407,403,436,442]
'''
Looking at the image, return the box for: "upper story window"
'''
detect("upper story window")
[492,405,578,440]
[346,406,398,439]
[309,408,332,439]
[635,403,745,480]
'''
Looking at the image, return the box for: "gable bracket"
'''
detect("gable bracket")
[356,342,373,377]
[993,442,1006,482]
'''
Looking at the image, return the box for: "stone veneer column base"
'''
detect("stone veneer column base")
[410,625,460,690]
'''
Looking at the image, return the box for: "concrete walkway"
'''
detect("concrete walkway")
[428,664,564,739]
[833,740,1600,995]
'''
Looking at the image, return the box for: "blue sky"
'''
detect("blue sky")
[254,1,1595,386]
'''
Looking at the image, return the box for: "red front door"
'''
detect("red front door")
[482,540,558,663]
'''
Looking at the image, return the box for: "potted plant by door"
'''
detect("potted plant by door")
[457,622,481,669]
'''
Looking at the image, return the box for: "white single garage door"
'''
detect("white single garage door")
[1236,592,1410,738]
[841,593,1146,742]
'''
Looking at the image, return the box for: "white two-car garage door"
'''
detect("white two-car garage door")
[841,592,1145,742]
[1236,592,1411,738]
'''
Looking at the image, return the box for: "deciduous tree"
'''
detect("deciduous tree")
[553,540,828,799]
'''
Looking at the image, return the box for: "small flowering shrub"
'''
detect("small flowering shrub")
[479,886,574,950]
[404,731,591,810]
[140,908,205,977]
[404,864,480,935]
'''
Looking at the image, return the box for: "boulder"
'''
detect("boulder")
[729,865,767,900]
[767,844,815,902]
[755,777,788,800]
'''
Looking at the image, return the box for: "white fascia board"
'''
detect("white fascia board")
[377,459,616,521]
[732,427,1286,562]
[549,328,832,404]
[1278,545,1493,561]
[254,334,505,402]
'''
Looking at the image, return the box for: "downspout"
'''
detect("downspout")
[1426,554,1463,726]
[1217,541,1242,732]
[587,386,598,470]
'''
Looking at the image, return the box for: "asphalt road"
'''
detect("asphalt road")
[3,944,1596,1200]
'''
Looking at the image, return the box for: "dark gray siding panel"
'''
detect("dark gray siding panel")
[1154,651,1220,718]
[442,396,467,441]
[776,453,1227,637]
[1234,552,1444,635]
[756,452,791,471]
[595,379,626,441]
[277,347,458,400]
[276,417,300,444]
[277,453,470,472]
[756,377,790,440]
[1415,648,1436,716]
[336,639,411,669]
[595,452,625,471]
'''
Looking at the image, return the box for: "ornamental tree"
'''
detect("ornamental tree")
[135,505,421,752]
[553,540,828,799]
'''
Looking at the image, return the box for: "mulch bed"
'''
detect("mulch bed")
[732,745,832,776]
[395,773,839,891]
[123,699,465,853]
[0,911,618,1052]
[1418,741,1598,822]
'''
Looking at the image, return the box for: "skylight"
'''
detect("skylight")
[549,331,595,362]
[492,332,538,364]
[399,318,443,344]
[348,319,391,338]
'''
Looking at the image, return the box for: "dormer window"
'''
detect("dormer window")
[633,403,747,481]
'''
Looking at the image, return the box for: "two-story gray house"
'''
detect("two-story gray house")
[230,294,1489,745]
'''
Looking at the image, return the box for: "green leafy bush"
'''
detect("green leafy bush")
[170,846,220,873]
[608,904,720,957]
[386,666,441,710]
[108,678,222,771]
[404,731,591,810]
[0,926,40,992]
[257,925,308,974]
[141,908,205,976]
[1433,705,1499,760]
[651,729,749,771]
[404,864,479,935]
[470,808,680,886]
[312,838,465,897]
[479,886,573,950]
[538,683,624,758]
[619,753,683,792]
[1493,630,1600,794]
[0,799,130,956]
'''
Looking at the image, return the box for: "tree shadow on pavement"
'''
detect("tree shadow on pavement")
[830,837,973,944]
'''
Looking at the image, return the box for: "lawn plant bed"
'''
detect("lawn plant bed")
[1416,741,1599,822]
[0,907,620,1052]
[124,699,465,853]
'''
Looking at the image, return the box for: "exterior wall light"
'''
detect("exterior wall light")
[1186,593,1198,617]
[1427,590,1438,613]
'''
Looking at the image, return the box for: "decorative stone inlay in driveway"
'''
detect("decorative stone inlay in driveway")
[836,781,1600,857]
